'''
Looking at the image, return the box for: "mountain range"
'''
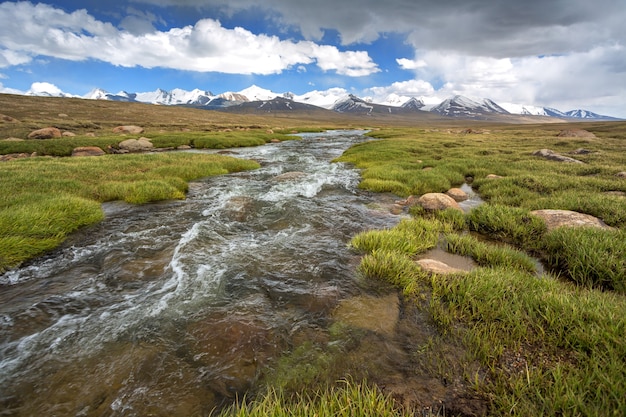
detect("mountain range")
[28,84,621,121]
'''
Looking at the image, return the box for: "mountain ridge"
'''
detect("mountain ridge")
[28,84,623,121]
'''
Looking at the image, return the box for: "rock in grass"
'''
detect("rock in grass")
[557,129,596,138]
[118,137,153,152]
[445,187,468,202]
[62,131,76,137]
[531,209,613,231]
[113,125,144,134]
[416,259,465,275]
[71,146,105,157]
[416,193,462,212]
[533,149,583,163]
[616,171,626,178]
[27,127,62,139]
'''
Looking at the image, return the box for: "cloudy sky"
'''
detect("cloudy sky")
[0,0,625,117]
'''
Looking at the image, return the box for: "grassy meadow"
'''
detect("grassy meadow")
[339,124,626,415]
[2,94,626,415]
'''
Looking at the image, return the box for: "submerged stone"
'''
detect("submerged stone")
[333,293,400,336]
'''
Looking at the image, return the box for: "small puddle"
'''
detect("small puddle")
[417,247,477,272]
[458,183,484,213]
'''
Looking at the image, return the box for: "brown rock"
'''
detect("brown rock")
[486,174,503,179]
[1,114,19,123]
[71,146,105,157]
[416,193,462,212]
[176,145,192,150]
[85,132,96,137]
[62,131,76,137]
[112,125,144,134]
[270,138,281,143]
[531,209,613,231]
[27,127,62,139]
[557,129,596,138]
[416,259,465,275]
[445,187,469,202]
[118,137,153,152]
[0,153,31,162]
[616,171,626,178]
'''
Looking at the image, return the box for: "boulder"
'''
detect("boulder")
[532,149,583,163]
[71,146,105,157]
[416,193,462,212]
[62,131,76,137]
[557,129,596,138]
[570,148,593,155]
[0,153,31,162]
[1,114,19,123]
[445,188,469,202]
[531,209,613,231]
[27,127,62,139]
[416,259,465,275]
[113,125,144,134]
[118,137,153,152]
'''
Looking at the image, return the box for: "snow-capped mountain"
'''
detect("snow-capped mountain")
[565,109,619,120]
[431,95,510,117]
[31,84,612,120]
[292,88,349,109]
[134,88,215,106]
[333,94,374,113]
[401,97,425,110]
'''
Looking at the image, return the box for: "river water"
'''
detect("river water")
[1,130,414,415]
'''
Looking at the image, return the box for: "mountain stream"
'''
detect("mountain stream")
[1,130,442,415]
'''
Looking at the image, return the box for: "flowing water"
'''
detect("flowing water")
[1,130,424,416]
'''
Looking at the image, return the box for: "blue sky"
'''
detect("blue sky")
[1,0,625,117]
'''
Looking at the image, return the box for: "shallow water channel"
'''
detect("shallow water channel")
[1,130,461,415]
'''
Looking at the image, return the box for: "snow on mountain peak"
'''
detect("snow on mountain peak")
[237,85,278,101]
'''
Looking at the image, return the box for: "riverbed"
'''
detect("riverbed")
[1,130,424,415]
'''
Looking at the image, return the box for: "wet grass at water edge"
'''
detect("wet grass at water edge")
[0,153,260,272]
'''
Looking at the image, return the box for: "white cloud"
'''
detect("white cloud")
[28,82,64,95]
[0,81,22,95]
[0,2,379,76]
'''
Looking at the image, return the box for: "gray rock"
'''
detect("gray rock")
[118,137,154,152]
[533,149,583,163]
[531,209,613,231]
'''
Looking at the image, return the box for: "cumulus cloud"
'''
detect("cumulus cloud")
[0,2,379,76]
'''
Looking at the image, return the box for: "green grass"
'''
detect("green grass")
[541,227,626,293]
[0,153,259,272]
[219,379,412,417]
[0,130,297,157]
[340,124,626,415]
